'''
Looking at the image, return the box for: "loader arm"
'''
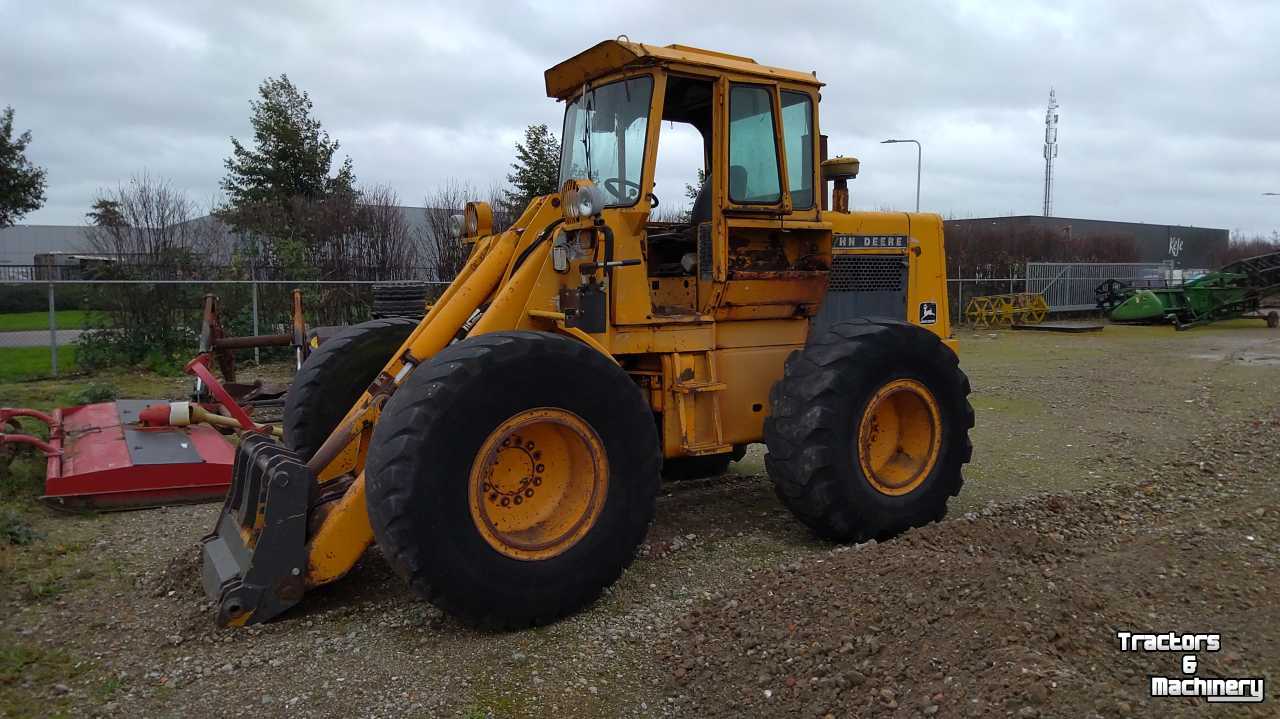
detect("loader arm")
[202,197,570,626]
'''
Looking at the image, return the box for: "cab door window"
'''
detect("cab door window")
[727,85,782,204]
[780,91,814,210]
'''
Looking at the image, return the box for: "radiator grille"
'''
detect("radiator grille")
[829,254,906,292]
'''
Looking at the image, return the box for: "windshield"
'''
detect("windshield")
[559,76,654,206]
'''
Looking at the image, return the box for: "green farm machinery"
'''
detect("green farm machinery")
[1096,251,1280,330]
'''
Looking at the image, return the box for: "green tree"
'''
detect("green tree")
[0,106,48,228]
[86,198,126,229]
[681,169,707,222]
[503,123,561,216]
[220,74,354,208]
[217,75,356,272]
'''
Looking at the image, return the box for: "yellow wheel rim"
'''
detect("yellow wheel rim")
[856,379,943,496]
[469,408,609,560]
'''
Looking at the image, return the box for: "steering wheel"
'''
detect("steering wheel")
[604,177,642,202]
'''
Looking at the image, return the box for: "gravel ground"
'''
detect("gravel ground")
[2,321,1278,717]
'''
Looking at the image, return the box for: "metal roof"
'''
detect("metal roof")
[0,224,87,265]
[545,40,821,99]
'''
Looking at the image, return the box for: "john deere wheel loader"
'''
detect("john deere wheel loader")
[201,39,975,628]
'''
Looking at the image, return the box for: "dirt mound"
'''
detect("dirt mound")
[658,416,1280,717]
[149,542,204,599]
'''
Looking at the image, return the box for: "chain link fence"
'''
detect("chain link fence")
[2,262,1155,380]
[1026,262,1171,312]
[0,274,447,380]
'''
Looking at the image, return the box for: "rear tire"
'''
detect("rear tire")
[764,319,973,542]
[365,331,660,628]
[283,317,416,461]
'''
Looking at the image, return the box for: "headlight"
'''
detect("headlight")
[561,180,604,222]
[463,202,493,237]
[575,184,603,218]
[449,214,464,239]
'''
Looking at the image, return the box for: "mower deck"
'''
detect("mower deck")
[39,400,234,511]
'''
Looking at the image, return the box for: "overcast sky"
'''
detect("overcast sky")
[4,0,1279,236]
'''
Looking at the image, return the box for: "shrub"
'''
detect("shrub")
[63,383,118,405]
[0,505,39,546]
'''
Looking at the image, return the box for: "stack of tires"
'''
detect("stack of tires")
[372,283,431,320]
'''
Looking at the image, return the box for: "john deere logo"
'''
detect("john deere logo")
[919,302,937,324]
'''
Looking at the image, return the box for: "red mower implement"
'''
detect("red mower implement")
[0,357,285,511]
[1,400,236,511]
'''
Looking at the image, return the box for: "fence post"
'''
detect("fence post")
[251,279,260,365]
[47,282,58,376]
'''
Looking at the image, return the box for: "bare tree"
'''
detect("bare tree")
[84,172,218,266]
[79,173,219,367]
[421,180,479,282]
[1219,230,1280,265]
[349,184,419,279]
[485,180,517,235]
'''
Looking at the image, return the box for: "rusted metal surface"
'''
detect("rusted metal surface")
[198,289,311,383]
[212,334,292,350]
[185,355,267,433]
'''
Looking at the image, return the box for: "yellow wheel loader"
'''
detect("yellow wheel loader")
[201,39,975,628]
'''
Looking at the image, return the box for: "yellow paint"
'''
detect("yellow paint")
[544,40,821,99]
[857,379,942,496]
[468,408,609,560]
[305,472,374,586]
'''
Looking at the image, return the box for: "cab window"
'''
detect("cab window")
[728,85,781,204]
[780,91,814,209]
[560,76,654,206]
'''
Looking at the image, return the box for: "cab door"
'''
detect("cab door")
[701,80,828,320]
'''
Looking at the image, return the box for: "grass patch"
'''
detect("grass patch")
[0,455,45,504]
[968,393,1043,417]
[0,366,191,412]
[1,310,100,332]
[0,531,96,603]
[0,506,39,545]
[0,347,78,382]
[0,310,101,332]
[0,633,87,718]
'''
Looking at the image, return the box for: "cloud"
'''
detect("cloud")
[2,0,1278,235]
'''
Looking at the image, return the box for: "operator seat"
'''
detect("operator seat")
[689,172,711,226]
[729,165,748,204]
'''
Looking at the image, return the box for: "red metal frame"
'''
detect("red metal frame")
[0,408,60,455]
[2,402,236,511]
[0,353,275,511]
[185,354,264,432]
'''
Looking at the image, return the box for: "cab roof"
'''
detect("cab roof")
[545,40,822,99]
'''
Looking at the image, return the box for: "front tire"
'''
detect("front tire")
[283,317,417,461]
[764,319,974,542]
[365,331,661,628]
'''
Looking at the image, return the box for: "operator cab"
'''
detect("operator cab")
[549,41,831,323]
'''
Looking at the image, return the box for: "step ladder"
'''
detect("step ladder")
[669,350,733,456]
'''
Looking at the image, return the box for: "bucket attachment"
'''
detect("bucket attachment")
[200,433,314,626]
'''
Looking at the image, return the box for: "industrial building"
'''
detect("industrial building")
[944,216,1229,269]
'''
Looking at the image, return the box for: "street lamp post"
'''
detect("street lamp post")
[881,138,921,212]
